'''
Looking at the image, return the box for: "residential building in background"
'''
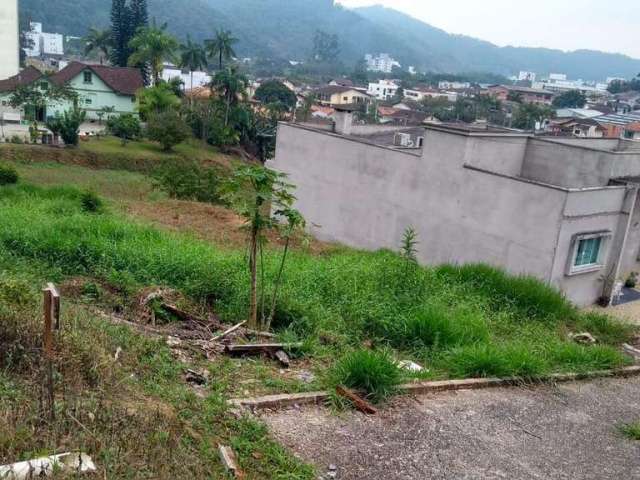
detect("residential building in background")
[314,85,371,106]
[271,117,640,306]
[162,64,211,91]
[24,22,64,58]
[0,62,143,123]
[438,81,471,90]
[488,85,554,105]
[0,0,20,80]
[518,71,536,82]
[364,53,400,73]
[404,86,458,102]
[367,80,400,100]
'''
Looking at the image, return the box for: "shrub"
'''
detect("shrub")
[436,264,576,322]
[9,135,23,144]
[625,272,638,289]
[328,349,402,403]
[153,160,224,204]
[0,165,19,185]
[107,113,142,146]
[59,107,87,146]
[146,110,190,151]
[80,191,104,213]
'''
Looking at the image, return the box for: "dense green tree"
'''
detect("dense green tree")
[128,23,179,84]
[179,36,208,92]
[351,59,369,86]
[205,30,238,70]
[110,0,131,67]
[84,28,112,65]
[58,108,87,146]
[129,0,148,32]
[146,110,191,151]
[106,113,142,145]
[552,90,587,108]
[513,103,555,130]
[254,81,297,112]
[210,66,248,127]
[136,82,181,119]
[506,91,524,103]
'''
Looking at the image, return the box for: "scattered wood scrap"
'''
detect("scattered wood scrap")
[161,303,208,324]
[218,445,244,479]
[336,386,377,415]
[212,320,247,342]
[623,343,640,359]
[224,343,303,356]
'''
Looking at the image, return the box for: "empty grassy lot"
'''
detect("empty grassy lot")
[0,157,637,478]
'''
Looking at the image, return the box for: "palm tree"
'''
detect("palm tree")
[210,66,248,127]
[205,30,238,70]
[84,28,112,65]
[128,23,178,85]
[179,36,208,94]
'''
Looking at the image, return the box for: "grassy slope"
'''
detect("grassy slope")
[0,183,633,379]
[0,258,314,479]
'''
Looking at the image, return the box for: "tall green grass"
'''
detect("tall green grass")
[0,184,633,379]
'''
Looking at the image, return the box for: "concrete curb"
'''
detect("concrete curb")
[229,366,640,412]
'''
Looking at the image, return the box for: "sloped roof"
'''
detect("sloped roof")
[314,85,368,96]
[595,112,640,126]
[0,66,44,93]
[50,62,144,95]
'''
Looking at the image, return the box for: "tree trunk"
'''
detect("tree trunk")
[248,223,259,329]
[266,234,291,331]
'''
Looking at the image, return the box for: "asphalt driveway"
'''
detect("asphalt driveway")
[263,376,640,479]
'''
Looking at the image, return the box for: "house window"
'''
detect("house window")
[343,96,349,101]
[83,71,92,84]
[567,231,611,275]
[85,98,92,105]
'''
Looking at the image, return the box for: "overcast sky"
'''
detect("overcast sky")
[336,0,640,59]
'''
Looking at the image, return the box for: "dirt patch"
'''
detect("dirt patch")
[125,198,337,254]
[263,376,640,480]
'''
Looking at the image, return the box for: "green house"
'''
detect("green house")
[0,62,144,123]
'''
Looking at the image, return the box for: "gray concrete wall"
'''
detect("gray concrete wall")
[463,135,528,176]
[550,188,628,305]
[522,138,640,188]
[273,123,565,284]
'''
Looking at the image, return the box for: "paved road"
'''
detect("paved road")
[264,376,640,479]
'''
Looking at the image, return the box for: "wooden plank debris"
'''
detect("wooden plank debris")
[218,445,244,479]
[224,343,303,355]
[335,386,377,415]
[212,320,247,342]
[161,303,208,324]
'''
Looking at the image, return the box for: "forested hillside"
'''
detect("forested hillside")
[18,0,640,79]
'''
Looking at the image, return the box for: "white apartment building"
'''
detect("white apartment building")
[364,53,401,74]
[367,80,400,100]
[0,0,19,80]
[438,81,471,90]
[25,22,64,57]
[404,87,457,102]
[518,71,536,82]
[161,64,211,90]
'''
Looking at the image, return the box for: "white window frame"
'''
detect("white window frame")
[566,231,612,276]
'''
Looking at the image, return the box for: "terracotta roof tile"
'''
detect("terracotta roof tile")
[50,62,144,96]
[0,66,43,93]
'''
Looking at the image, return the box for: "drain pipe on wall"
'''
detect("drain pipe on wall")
[606,185,639,306]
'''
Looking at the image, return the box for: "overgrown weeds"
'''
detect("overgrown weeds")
[618,420,640,440]
[327,349,402,403]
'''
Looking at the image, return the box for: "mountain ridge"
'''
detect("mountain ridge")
[17,0,640,80]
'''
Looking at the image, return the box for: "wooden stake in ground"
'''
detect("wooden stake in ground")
[42,283,60,421]
[336,386,377,415]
